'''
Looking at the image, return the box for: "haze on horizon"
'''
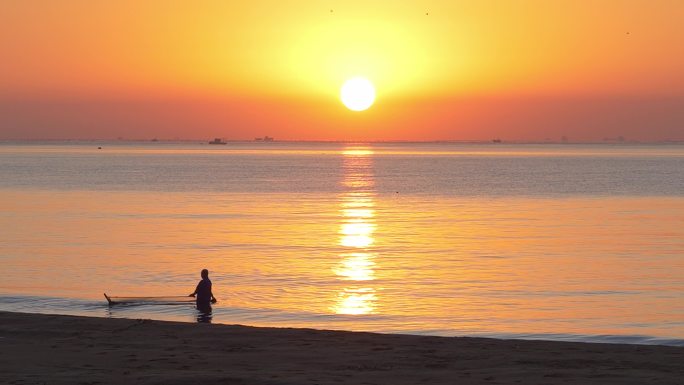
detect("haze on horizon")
[1,1,683,142]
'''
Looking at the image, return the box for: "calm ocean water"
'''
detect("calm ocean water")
[1,141,683,346]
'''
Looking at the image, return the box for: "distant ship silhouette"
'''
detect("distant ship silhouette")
[208,138,227,145]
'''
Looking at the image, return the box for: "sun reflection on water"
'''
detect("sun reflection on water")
[335,288,377,315]
[332,147,379,315]
[333,252,377,281]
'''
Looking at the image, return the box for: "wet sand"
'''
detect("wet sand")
[1,311,682,385]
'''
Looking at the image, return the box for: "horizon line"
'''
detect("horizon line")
[2,138,684,145]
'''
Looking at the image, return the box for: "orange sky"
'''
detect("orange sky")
[1,1,683,141]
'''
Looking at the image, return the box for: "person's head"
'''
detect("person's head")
[201,269,209,279]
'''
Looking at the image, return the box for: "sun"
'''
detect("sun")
[340,77,376,111]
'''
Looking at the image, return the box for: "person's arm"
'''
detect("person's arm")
[189,282,200,297]
[210,285,217,303]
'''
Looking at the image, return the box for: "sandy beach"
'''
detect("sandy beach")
[1,311,682,384]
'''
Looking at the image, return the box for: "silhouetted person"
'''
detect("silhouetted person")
[189,269,217,316]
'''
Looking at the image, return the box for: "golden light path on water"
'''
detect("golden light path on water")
[332,147,378,315]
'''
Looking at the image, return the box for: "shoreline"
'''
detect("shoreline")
[2,296,683,347]
[2,311,683,384]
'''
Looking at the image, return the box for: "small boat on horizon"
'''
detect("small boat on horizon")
[254,136,274,142]
[208,138,227,145]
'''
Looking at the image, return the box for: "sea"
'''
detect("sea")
[1,141,683,346]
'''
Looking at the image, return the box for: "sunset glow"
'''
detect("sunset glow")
[2,2,684,379]
[1,1,683,141]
